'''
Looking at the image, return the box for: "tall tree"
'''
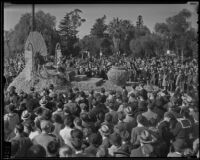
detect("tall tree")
[136,15,143,29]
[6,11,57,55]
[107,18,135,54]
[90,15,107,38]
[58,9,86,56]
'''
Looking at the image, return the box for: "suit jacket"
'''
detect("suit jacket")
[10,135,32,157]
[131,126,146,145]
[114,121,128,134]
[123,115,137,134]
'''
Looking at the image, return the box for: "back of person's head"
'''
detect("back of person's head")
[97,112,105,121]
[52,114,63,124]
[110,132,122,146]
[64,115,74,128]
[118,111,125,121]
[26,144,46,157]
[88,133,102,147]
[122,96,129,103]
[71,138,82,151]
[71,129,83,140]
[56,102,63,109]
[105,113,112,123]
[7,103,15,113]
[101,88,105,94]
[15,123,24,134]
[136,114,147,126]
[74,117,82,127]
[147,102,154,110]
[59,145,73,157]
[47,140,59,157]
[34,107,43,116]
[11,140,19,157]
[42,110,52,121]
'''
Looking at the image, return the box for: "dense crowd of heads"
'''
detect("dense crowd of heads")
[3,54,199,157]
[4,75,199,157]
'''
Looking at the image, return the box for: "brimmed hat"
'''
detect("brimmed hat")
[124,106,134,115]
[40,120,54,132]
[39,98,48,106]
[21,111,31,121]
[140,130,156,144]
[114,150,130,157]
[99,125,111,136]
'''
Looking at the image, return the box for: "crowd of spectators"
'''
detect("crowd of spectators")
[4,75,199,157]
[4,54,25,89]
[4,52,199,157]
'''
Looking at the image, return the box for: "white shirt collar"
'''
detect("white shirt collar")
[137,123,144,127]
[75,150,83,154]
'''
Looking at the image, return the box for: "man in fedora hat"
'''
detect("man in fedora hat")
[4,103,20,141]
[123,106,137,133]
[32,120,58,154]
[10,124,32,157]
[108,132,122,156]
[131,114,148,146]
[99,125,112,149]
[114,111,128,135]
[130,130,156,157]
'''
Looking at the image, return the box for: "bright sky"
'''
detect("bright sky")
[4,3,198,39]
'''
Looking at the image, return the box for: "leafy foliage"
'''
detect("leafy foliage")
[90,15,107,38]
[6,10,57,56]
[58,9,86,57]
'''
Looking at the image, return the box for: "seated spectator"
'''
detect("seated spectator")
[26,144,46,157]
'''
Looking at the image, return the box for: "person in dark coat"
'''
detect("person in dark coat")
[114,111,128,135]
[130,130,156,157]
[131,114,148,146]
[123,106,137,133]
[10,124,32,157]
[84,133,102,156]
